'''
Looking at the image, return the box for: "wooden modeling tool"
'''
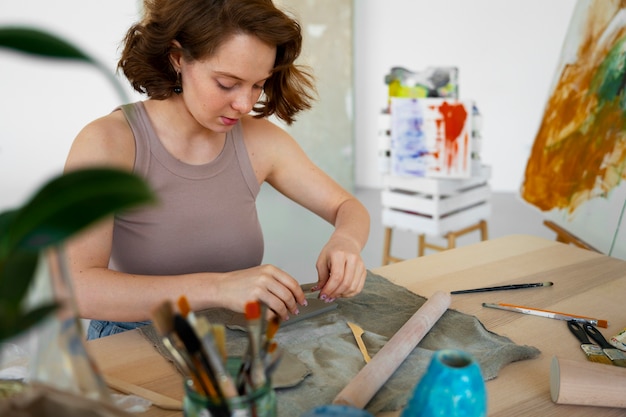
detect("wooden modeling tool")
[567,321,612,365]
[347,322,371,363]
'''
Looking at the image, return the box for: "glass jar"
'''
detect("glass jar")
[183,377,276,417]
[183,356,276,417]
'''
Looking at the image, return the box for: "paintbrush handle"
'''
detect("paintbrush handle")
[451,282,552,294]
[483,303,607,328]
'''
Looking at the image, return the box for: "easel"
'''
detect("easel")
[382,219,488,265]
[543,220,600,252]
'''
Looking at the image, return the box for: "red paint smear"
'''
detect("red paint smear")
[431,101,468,173]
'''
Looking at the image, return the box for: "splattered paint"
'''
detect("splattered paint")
[521,1,626,214]
[390,98,472,178]
[521,0,626,258]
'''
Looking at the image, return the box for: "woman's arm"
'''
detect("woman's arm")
[243,117,371,301]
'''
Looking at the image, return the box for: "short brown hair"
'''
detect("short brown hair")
[118,0,315,124]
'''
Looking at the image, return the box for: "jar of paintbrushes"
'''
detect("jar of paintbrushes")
[152,298,279,417]
[183,358,277,417]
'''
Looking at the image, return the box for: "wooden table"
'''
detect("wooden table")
[88,235,626,416]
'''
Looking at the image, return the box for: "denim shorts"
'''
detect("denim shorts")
[87,319,150,340]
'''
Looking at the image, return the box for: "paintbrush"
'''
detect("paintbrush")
[177,295,197,326]
[211,323,228,364]
[451,282,553,294]
[567,320,612,365]
[263,341,283,379]
[584,324,626,367]
[195,316,238,399]
[482,302,608,328]
[178,295,229,367]
[262,315,281,357]
[244,301,267,390]
[173,313,228,415]
[151,300,209,397]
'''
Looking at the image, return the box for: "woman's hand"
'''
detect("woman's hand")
[217,264,307,321]
[313,235,367,302]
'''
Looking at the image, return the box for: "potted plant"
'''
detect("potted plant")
[0,168,154,415]
[0,167,155,343]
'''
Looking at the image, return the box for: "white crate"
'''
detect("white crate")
[382,202,492,236]
[381,165,491,236]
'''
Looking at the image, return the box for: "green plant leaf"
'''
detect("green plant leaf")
[0,168,156,255]
[0,250,39,308]
[0,302,59,341]
[0,26,95,63]
[0,25,129,103]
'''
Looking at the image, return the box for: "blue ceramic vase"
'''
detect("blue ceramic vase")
[401,349,487,417]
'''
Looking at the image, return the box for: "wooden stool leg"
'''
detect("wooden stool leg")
[447,232,457,249]
[479,220,488,241]
[418,234,426,257]
[382,227,393,265]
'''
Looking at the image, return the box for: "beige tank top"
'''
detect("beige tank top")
[109,101,264,275]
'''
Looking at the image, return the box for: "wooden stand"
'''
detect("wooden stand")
[543,220,599,252]
[382,219,488,265]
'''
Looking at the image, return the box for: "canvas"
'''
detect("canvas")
[520,0,626,259]
[390,98,473,179]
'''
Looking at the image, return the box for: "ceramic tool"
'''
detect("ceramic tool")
[583,324,626,367]
[551,356,626,408]
[567,321,612,365]
[347,322,371,363]
[451,281,552,294]
[333,291,451,409]
[482,302,608,328]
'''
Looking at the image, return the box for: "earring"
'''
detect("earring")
[173,72,183,94]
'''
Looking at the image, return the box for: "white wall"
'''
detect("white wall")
[1,0,578,213]
[0,1,143,211]
[354,0,577,192]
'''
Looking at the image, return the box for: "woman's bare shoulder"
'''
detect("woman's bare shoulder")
[65,109,135,171]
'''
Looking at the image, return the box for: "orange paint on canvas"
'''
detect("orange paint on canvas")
[521,2,626,214]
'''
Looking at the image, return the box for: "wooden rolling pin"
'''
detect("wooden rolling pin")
[550,356,626,408]
[333,291,451,409]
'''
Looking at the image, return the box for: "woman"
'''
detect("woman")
[64,0,370,339]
